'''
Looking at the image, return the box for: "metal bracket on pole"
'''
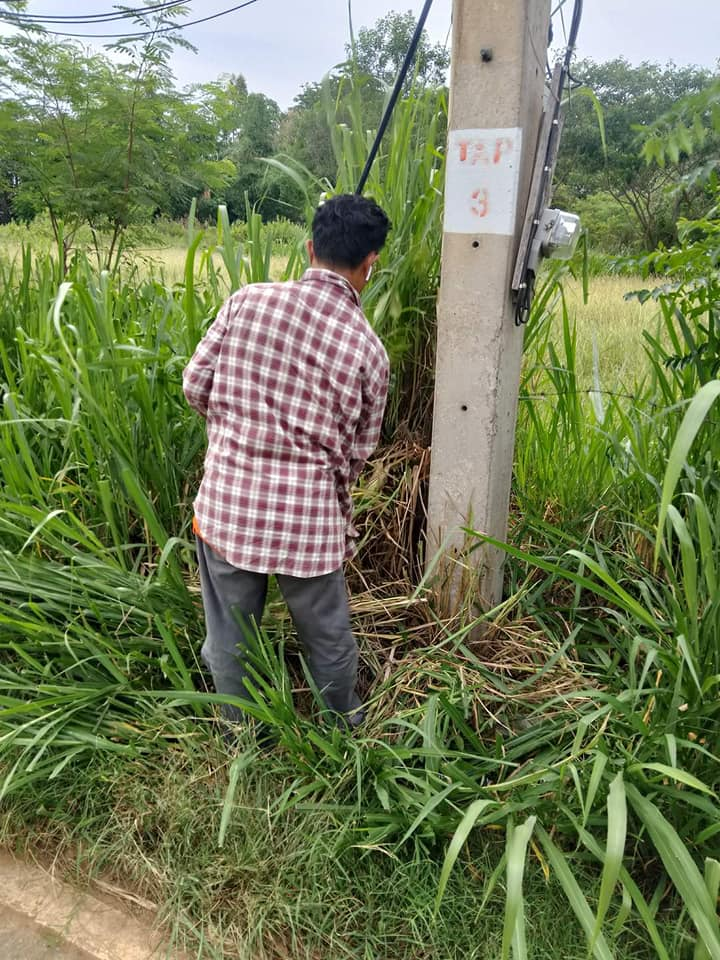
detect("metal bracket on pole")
[511,63,565,321]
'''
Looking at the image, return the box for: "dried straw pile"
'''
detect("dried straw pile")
[344,440,590,722]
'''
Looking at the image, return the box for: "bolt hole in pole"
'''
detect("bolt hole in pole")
[472,240,480,248]
[461,405,468,411]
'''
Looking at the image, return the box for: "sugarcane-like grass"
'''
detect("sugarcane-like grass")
[2,92,719,958]
[2,235,718,959]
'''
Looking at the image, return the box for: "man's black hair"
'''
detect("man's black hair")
[312,194,391,270]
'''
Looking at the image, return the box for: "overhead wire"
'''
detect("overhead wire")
[561,0,582,74]
[0,1,260,39]
[559,0,584,90]
[355,0,435,195]
[525,9,553,86]
[558,5,568,48]
[0,1,187,23]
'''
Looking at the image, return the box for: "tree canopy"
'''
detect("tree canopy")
[0,25,234,263]
[554,58,719,251]
[348,10,450,89]
[1,8,719,260]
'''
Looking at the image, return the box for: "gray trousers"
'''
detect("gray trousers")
[195,537,362,725]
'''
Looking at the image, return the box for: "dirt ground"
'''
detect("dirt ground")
[0,904,95,960]
[0,852,181,960]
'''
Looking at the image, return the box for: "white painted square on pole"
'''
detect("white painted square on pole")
[444,128,523,235]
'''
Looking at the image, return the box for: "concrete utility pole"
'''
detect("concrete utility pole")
[427,0,552,611]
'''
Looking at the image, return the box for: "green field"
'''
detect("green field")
[1,56,719,959]
[1,214,718,958]
[1,11,719,955]
[0,224,659,385]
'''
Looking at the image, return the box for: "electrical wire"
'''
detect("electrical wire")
[355,0,435,195]
[514,0,583,326]
[520,388,638,402]
[0,1,186,24]
[0,0,260,39]
[526,9,553,86]
[558,4,567,48]
[561,0,582,74]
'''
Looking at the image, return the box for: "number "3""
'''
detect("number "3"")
[470,188,489,218]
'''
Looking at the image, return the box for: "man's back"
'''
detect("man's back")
[184,193,392,729]
[184,269,388,578]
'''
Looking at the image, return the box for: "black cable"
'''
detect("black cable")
[0,1,186,24]
[355,0,435,195]
[3,0,259,39]
[514,0,583,326]
[562,0,583,74]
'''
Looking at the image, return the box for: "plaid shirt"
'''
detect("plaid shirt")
[183,269,389,578]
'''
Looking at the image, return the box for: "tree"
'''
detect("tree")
[0,15,234,264]
[224,91,283,219]
[348,10,449,90]
[277,77,354,188]
[194,74,249,158]
[555,59,718,251]
[278,10,449,192]
[641,75,720,173]
[630,81,720,388]
[192,74,296,221]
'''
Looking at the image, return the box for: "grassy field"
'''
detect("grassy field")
[2,70,719,950]
[561,275,659,388]
[139,261,664,389]
[0,225,657,384]
[2,68,718,959]
[1,230,718,958]
[1,746,663,960]
[0,233,291,287]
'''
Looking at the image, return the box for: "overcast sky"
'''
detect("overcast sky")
[2,1,719,107]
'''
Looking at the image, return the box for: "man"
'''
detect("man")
[183,194,391,730]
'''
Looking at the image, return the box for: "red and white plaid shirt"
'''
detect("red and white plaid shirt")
[183,268,389,578]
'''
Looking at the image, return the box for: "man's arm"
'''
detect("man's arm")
[348,350,389,485]
[182,300,234,417]
[334,348,389,546]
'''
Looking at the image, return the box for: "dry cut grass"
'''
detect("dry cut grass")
[343,441,593,725]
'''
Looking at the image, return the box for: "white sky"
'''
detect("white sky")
[1,1,719,108]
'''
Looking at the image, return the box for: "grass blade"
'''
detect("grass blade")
[655,380,720,566]
[535,823,615,960]
[434,798,496,916]
[502,816,536,960]
[591,773,627,953]
[626,784,720,960]
[218,750,255,849]
[628,763,716,797]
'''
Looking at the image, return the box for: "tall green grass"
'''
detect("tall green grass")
[1,91,719,959]
[270,80,446,437]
